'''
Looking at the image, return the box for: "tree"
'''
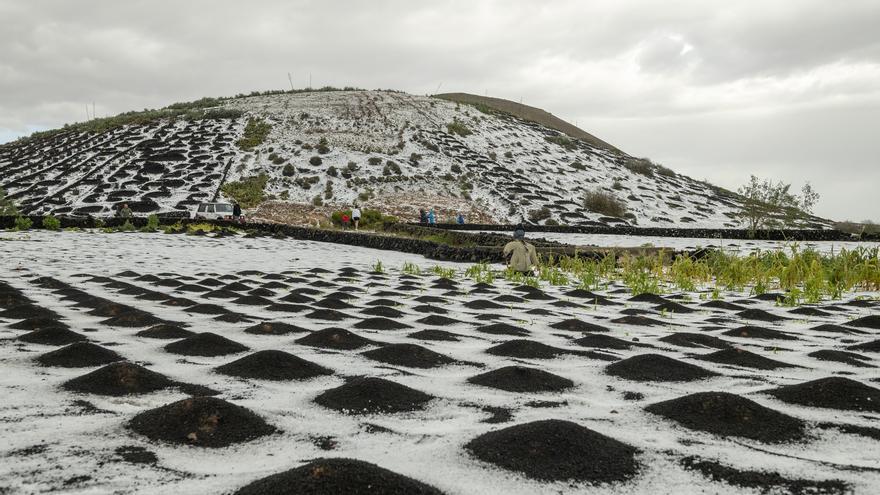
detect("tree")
[737,175,819,233]
[0,187,18,216]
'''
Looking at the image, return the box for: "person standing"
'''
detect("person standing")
[456,212,465,225]
[427,208,436,225]
[351,206,362,230]
[341,213,350,230]
[419,208,427,225]
[232,202,242,222]
[503,225,538,275]
[118,203,133,219]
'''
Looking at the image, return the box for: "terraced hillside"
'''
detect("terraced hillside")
[0,90,832,228]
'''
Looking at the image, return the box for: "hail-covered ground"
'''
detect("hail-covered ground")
[0,90,833,228]
[1,231,878,494]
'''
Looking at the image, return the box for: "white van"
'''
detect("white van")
[192,202,235,220]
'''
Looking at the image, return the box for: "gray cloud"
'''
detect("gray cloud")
[1,0,878,220]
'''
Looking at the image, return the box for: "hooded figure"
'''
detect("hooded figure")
[503,225,538,274]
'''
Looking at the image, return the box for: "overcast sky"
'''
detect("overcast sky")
[2,0,878,221]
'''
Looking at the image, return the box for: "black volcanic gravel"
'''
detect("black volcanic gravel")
[574,333,641,350]
[736,309,788,322]
[611,315,667,326]
[295,328,375,350]
[100,310,165,327]
[680,456,848,495]
[136,324,195,339]
[216,350,333,380]
[360,306,407,318]
[415,315,465,326]
[486,339,576,359]
[18,327,86,345]
[700,300,748,311]
[407,329,461,342]
[353,317,412,331]
[475,323,529,336]
[549,318,609,332]
[764,377,880,412]
[811,324,867,335]
[464,419,638,483]
[243,321,309,335]
[9,317,69,331]
[463,299,506,310]
[694,348,795,370]
[36,342,123,367]
[164,333,249,357]
[63,362,175,396]
[185,304,230,315]
[361,344,456,368]
[314,377,433,414]
[304,309,352,321]
[654,301,697,313]
[659,332,732,349]
[808,350,875,368]
[848,339,880,352]
[645,392,805,443]
[234,458,445,495]
[128,396,276,448]
[468,366,574,392]
[606,354,719,382]
[846,315,880,329]
[722,326,797,340]
[1,304,61,320]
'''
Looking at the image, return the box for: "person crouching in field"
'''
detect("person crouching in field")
[503,225,538,275]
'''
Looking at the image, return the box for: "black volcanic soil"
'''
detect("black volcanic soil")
[464,419,638,483]
[475,323,529,336]
[136,324,195,339]
[233,458,444,495]
[128,396,276,448]
[468,366,574,392]
[9,317,69,331]
[62,362,175,396]
[808,350,875,368]
[848,339,880,352]
[216,350,333,380]
[764,377,880,412]
[549,319,609,332]
[408,329,461,342]
[645,392,805,443]
[722,326,797,340]
[695,348,796,370]
[314,377,434,414]
[361,344,456,369]
[354,317,412,330]
[18,327,87,345]
[659,332,732,349]
[846,315,880,329]
[611,315,667,326]
[486,339,578,359]
[573,333,642,350]
[606,354,719,382]
[36,342,123,368]
[736,309,788,322]
[295,328,375,350]
[164,333,249,357]
[680,456,848,495]
[243,321,309,335]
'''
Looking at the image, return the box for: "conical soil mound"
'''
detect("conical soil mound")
[764,377,880,412]
[679,456,849,494]
[848,339,880,352]
[645,392,805,443]
[736,309,788,322]
[18,327,86,345]
[475,323,529,336]
[659,332,732,349]
[847,315,880,329]
[407,329,461,342]
[296,328,375,350]
[63,362,175,396]
[722,326,797,340]
[233,458,445,495]
[165,332,249,357]
[101,310,165,327]
[9,317,69,331]
[354,317,412,331]
[700,300,747,311]
[216,350,333,381]
[361,344,456,369]
[486,340,574,359]
[136,324,195,339]
[606,354,719,382]
[243,321,309,335]
[611,315,666,326]
[549,319,609,332]
[416,315,465,326]
[464,419,638,483]
[574,333,640,350]
[128,396,276,448]
[654,301,697,314]
[808,350,875,368]
[36,342,123,368]
[695,348,795,370]
[0,304,60,320]
[468,366,574,393]
[314,377,433,414]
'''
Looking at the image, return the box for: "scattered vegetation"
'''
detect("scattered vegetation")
[330,209,397,229]
[282,164,295,176]
[13,216,32,231]
[220,174,268,208]
[41,215,61,231]
[737,175,819,233]
[140,214,160,232]
[236,118,272,151]
[309,156,323,166]
[446,120,472,137]
[583,190,628,218]
[0,187,18,216]
[623,158,655,177]
[383,161,402,176]
[528,207,552,223]
[544,134,577,151]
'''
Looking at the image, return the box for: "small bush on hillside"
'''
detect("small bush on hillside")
[528,207,552,223]
[326,166,338,177]
[141,214,160,232]
[504,151,513,159]
[118,220,136,232]
[282,164,295,176]
[0,187,18,216]
[220,174,268,208]
[324,181,334,200]
[368,157,383,166]
[236,118,272,151]
[383,161,401,176]
[312,195,323,206]
[446,120,472,137]
[268,153,286,165]
[309,156,323,166]
[623,158,654,177]
[584,190,628,218]
[41,215,61,231]
[544,134,577,150]
[656,164,676,177]
[450,164,462,174]
[13,216,32,231]
[317,137,330,154]
[347,161,359,171]
[569,161,586,171]
[612,181,624,190]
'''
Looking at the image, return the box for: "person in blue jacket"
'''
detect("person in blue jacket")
[456,212,465,225]
[427,208,436,225]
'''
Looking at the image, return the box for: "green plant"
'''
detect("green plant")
[431,265,456,279]
[282,164,295,176]
[236,118,272,151]
[544,134,576,150]
[528,207,551,223]
[446,120,472,137]
[309,156,323,166]
[383,161,402,176]
[0,187,18,216]
[402,262,422,276]
[372,260,385,274]
[41,215,61,231]
[13,216,32,231]
[221,174,268,208]
[583,190,627,218]
[623,158,654,177]
[140,214,160,232]
[465,262,495,284]
[736,175,819,233]
[118,220,136,232]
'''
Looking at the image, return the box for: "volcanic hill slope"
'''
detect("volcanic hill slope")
[0,89,831,228]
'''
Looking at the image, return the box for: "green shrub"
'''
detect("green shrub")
[41,215,61,231]
[569,161,586,171]
[324,181,334,200]
[119,220,136,232]
[346,161,358,171]
[309,156,323,166]
[612,181,624,190]
[528,207,552,223]
[312,195,323,206]
[0,187,18,216]
[326,166,338,177]
[584,190,628,217]
[368,157,383,166]
[504,151,513,159]
[236,118,272,151]
[13,216,32,231]
[141,214,160,232]
[545,135,576,150]
[450,164,462,174]
[317,137,330,154]
[446,120,472,137]
[220,174,268,208]
[656,164,676,177]
[623,158,654,177]
[383,161,401,176]
[282,164,295,176]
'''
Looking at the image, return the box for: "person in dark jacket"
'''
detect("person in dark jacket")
[118,204,133,218]
[419,209,427,224]
[456,212,465,225]
[232,202,242,222]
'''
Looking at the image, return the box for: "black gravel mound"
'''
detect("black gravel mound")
[573,333,641,350]
[164,332,249,357]
[416,315,467,326]
[9,317,69,331]
[62,362,175,396]
[353,317,412,331]
[848,339,880,352]
[486,339,576,359]
[216,350,333,380]
[0,304,60,320]
[101,310,165,328]
[475,323,529,336]
[233,458,445,495]
[645,392,805,443]
[36,342,123,368]
[407,329,461,342]
[243,321,309,335]
[464,419,638,483]
[736,309,788,322]
[764,377,880,412]
[654,301,697,314]
[115,445,158,465]
[659,332,732,349]
[314,377,434,414]
[136,324,195,339]
[808,350,875,368]
[305,309,352,321]
[360,306,407,318]
[811,324,867,335]
[846,315,880,329]
[611,315,666,326]
[695,348,795,370]
[463,299,506,310]
[629,293,669,304]
[700,300,747,311]
[18,327,87,345]
[680,456,849,495]
[361,344,456,369]
[128,396,276,448]
[468,366,574,392]
[606,354,719,382]
[295,328,375,350]
[185,303,230,315]
[549,318,609,332]
[788,307,832,317]
[722,325,797,340]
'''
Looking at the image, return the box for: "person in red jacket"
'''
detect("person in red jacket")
[341,213,350,229]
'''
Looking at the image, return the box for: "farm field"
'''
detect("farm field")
[1,231,878,494]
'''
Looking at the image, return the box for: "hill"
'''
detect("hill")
[0,89,831,228]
